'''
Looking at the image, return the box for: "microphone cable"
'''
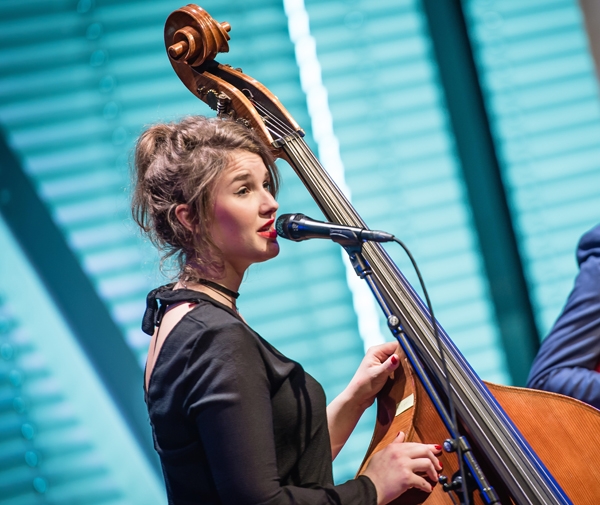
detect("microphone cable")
[390,236,469,505]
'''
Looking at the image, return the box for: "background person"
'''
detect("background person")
[527,223,600,409]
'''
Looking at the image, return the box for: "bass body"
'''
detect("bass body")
[363,350,600,504]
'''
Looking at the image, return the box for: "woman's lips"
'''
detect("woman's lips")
[258,219,277,239]
[258,229,278,239]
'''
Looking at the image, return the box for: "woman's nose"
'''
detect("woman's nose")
[262,190,279,214]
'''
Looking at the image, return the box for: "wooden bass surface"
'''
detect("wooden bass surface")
[359,352,600,504]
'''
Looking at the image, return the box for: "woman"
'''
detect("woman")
[133,116,442,505]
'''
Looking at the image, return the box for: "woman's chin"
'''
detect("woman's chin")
[262,242,280,261]
[270,242,281,257]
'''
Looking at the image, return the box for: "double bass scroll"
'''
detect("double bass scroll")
[164,6,600,504]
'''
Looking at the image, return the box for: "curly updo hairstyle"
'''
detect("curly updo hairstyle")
[132,116,279,280]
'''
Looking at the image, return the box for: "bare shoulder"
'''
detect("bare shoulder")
[145,302,198,391]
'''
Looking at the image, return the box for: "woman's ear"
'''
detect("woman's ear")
[175,204,195,233]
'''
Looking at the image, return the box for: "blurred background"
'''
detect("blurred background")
[1,0,600,503]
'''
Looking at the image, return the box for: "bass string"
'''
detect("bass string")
[282,138,468,448]
[286,139,347,219]
[247,104,357,224]
[276,138,330,202]
[251,100,296,139]
[362,242,558,497]
[287,135,480,404]
[285,136,546,490]
[293,137,477,414]
[252,110,537,482]
[253,102,292,138]
[293,139,359,223]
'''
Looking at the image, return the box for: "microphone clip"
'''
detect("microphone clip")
[329,228,367,248]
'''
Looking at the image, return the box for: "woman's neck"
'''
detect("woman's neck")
[177,267,242,312]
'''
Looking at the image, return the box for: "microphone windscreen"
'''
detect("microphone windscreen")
[276,213,311,241]
[275,214,293,238]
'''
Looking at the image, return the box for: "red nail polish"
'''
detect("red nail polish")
[435,444,442,451]
[391,355,398,365]
[439,461,443,469]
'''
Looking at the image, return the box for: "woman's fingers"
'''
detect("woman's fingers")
[383,352,400,371]
[429,444,443,471]
[390,437,442,479]
[368,342,399,362]
[408,474,434,493]
[347,345,403,409]
[410,457,440,482]
[362,437,444,503]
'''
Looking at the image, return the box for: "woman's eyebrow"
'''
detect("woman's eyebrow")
[229,171,252,184]
[228,170,270,184]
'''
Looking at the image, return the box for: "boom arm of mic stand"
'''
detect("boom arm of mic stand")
[341,243,499,505]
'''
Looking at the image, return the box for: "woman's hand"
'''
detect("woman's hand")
[346,341,401,411]
[362,432,442,505]
[327,342,401,459]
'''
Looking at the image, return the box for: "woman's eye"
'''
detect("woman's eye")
[235,187,249,195]
[263,181,272,191]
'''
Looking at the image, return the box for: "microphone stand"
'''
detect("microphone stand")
[330,230,499,505]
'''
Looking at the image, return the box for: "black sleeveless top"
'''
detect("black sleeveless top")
[142,285,376,505]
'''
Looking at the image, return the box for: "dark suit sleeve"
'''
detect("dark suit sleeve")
[182,319,377,505]
[526,224,600,409]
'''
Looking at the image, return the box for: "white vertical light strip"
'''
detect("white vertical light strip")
[283,0,386,350]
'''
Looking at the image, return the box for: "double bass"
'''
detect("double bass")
[163,6,600,503]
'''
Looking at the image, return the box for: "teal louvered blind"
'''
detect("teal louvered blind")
[301,0,511,476]
[302,0,509,377]
[0,0,369,484]
[6,0,584,490]
[0,216,163,505]
[463,0,600,335]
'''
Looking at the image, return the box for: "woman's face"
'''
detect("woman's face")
[208,150,280,275]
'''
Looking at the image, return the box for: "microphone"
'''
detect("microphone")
[275,213,395,244]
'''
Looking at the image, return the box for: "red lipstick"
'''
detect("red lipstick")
[258,229,278,239]
[258,219,277,240]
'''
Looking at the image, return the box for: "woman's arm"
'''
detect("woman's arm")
[326,342,443,505]
[327,342,400,459]
[527,224,600,409]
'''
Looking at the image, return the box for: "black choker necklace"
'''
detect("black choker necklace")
[197,279,240,300]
